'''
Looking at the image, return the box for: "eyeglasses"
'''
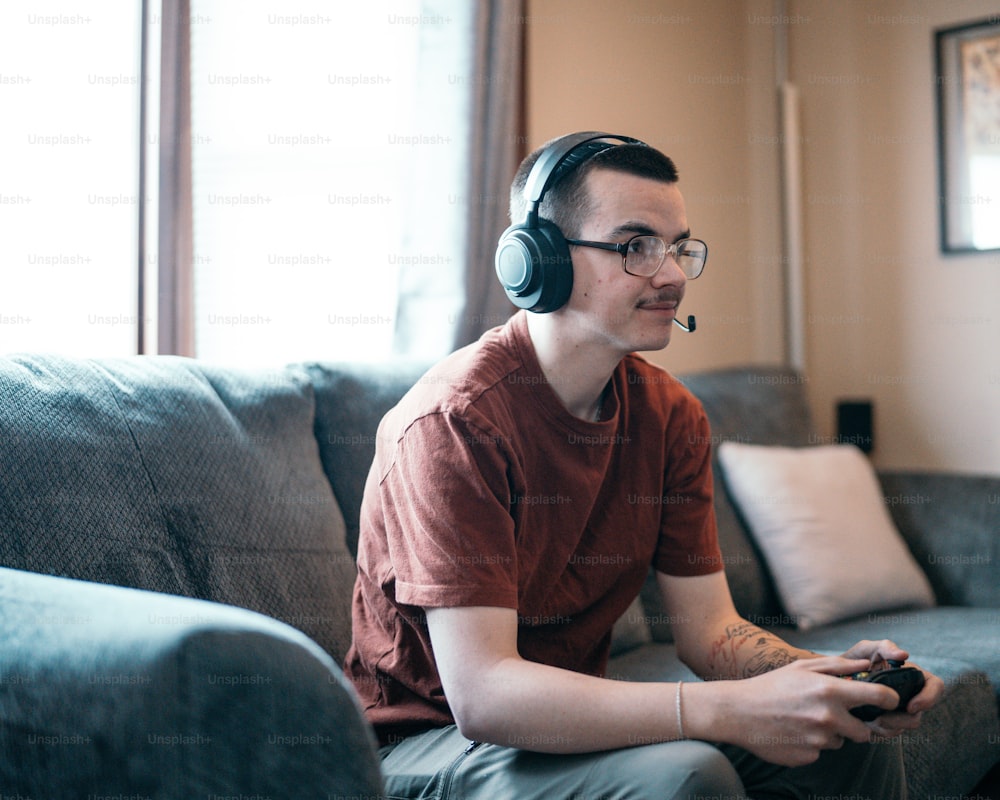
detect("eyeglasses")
[564,235,708,280]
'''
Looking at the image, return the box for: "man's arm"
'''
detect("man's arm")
[656,569,817,680]
[425,605,680,753]
[425,599,900,763]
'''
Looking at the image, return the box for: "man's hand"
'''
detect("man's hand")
[658,572,945,764]
[839,639,945,739]
[688,656,903,767]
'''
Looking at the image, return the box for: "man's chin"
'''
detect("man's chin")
[634,330,674,354]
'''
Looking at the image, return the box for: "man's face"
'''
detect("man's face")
[561,167,692,355]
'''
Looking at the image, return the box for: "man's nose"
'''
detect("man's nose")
[650,253,687,287]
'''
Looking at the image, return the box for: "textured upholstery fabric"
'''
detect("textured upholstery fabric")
[0,354,356,661]
[681,368,816,448]
[879,470,1000,608]
[0,567,383,799]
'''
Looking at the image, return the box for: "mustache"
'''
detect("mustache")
[636,289,684,307]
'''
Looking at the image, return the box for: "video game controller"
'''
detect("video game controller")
[844,660,925,721]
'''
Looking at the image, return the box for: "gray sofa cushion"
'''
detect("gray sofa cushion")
[0,354,356,661]
[879,471,1000,608]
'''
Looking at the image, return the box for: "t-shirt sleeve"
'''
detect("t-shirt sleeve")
[379,411,519,610]
[653,398,725,577]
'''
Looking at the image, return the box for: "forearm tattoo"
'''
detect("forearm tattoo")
[708,622,798,679]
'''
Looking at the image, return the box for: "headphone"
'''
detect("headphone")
[495,132,645,313]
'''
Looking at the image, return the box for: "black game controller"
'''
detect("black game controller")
[845,660,925,721]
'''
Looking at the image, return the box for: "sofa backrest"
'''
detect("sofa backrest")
[0,354,358,662]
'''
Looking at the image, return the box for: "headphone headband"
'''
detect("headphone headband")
[522,132,643,224]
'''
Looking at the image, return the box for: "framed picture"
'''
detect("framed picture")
[935,18,1000,253]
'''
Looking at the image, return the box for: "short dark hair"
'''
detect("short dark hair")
[509,137,679,238]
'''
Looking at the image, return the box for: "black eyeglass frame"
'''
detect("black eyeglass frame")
[564,234,708,279]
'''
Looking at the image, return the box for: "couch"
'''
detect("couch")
[0,353,996,798]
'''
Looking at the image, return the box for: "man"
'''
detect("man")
[344,132,943,798]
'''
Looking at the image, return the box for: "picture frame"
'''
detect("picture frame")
[934,17,1000,253]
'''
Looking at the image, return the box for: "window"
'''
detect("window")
[189,0,473,365]
[0,2,144,356]
[0,1,473,363]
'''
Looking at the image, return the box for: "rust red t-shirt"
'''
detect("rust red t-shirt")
[344,311,723,743]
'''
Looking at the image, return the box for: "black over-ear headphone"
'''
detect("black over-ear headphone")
[495,132,644,313]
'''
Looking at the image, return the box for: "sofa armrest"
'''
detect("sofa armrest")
[878,470,1000,608]
[0,567,383,799]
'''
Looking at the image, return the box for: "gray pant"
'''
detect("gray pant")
[380,724,907,799]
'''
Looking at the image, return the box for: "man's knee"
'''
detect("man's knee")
[629,740,747,800]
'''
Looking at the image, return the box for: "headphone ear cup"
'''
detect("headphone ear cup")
[495,219,573,313]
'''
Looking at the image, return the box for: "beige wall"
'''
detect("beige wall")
[525,0,1000,475]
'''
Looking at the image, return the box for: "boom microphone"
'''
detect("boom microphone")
[674,315,696,333]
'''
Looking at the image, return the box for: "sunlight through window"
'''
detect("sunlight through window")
[189,0,472,366]
[0,3,142,356]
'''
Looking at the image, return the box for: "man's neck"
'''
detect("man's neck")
[524,312,622,422]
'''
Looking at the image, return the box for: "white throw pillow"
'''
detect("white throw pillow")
[716,442,935,629]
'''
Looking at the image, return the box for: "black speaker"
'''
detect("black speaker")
[836,399,874,453]
[495,132,644,313]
